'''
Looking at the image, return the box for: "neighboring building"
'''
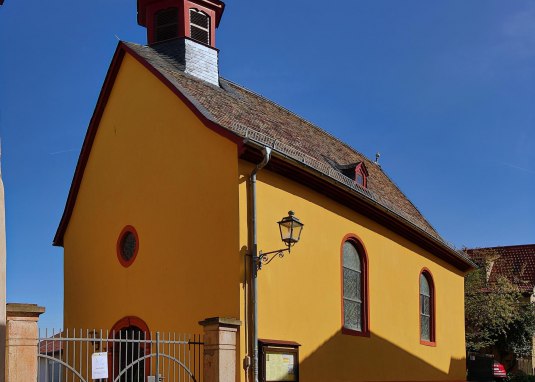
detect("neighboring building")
[466,245,535,294]
[466,244,535,374]
[54,1,475,381]
[0,145,6,382]
[38,334,64,382]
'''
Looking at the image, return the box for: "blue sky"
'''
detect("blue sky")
[1,0,534,329]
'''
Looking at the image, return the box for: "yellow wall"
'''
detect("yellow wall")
[238,161,466,382]
[63,50,467,382]
[63,53,241,334]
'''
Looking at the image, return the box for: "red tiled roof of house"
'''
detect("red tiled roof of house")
[39,332,64,354]
[466,244,535,292]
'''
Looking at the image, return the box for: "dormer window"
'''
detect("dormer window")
[189,8,210,45]
[354,163,368,188]
[155,8,179,42]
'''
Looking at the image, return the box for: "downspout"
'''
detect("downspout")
[249,146,272,382]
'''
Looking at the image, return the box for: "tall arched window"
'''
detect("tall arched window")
[341,237,369,336]
[419,270,435,345]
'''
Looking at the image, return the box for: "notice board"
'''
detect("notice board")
[259,339,300,382]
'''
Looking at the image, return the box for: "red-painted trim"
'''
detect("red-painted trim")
[138,0,224,27]
[53,42,241,247]
[109,316,151,380]
[355,163,368,189]
[52,42,474,275]
[148,4,183,44]
[116,225,140,268]
[258,338,301,347]
[53,45,126,247]
[340,234,370,337]
[185,1,217,47]
[121,42,241,143]
[239,146,475,273]
[139,0,223,46]
[419,268,436,346]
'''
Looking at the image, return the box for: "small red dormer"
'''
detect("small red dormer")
[338,161,369,189]
[354,163,368,188]
[137,0,225,47]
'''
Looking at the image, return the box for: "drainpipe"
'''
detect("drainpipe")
[249,146,272,382]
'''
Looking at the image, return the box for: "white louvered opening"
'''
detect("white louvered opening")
[189,8,210,45]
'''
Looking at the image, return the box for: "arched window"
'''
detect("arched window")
[110,317,151,381]
[155,7,179,42]
[354,163,368,189]
[189,8,210,45]
[419,270,435,345]
[341,237,368,336]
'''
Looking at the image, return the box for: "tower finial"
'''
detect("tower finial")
[374,152,381,165]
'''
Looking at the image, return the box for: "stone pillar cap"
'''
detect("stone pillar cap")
[199,317,241,328]
[6,303,45,317]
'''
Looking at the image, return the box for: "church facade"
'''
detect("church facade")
[54,1,475,381]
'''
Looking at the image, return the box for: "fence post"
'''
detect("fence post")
[5,303,45,382]
[199,317,241,382]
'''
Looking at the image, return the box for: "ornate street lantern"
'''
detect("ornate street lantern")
[278,211,304,250]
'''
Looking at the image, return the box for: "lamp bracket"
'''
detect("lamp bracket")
[257,247,290,270]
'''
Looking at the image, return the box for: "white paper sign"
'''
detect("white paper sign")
[91,352,108,379]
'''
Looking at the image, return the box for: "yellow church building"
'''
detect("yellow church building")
[53,1,475,381]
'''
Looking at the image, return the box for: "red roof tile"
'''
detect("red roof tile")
[466,245,535,292]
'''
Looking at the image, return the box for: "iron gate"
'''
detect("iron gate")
[38,329,203,382]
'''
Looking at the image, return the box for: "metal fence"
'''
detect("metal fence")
[38,329,203,382]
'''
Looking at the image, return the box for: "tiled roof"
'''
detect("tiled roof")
[125,41,442,240]
[54,40,475,270]
[466,245,535,292]
[39,332,64,354]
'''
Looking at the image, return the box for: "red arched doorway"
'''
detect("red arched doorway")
[109,316,151,382]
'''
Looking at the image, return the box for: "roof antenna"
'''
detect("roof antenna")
[374,152,381,165]
[114,34,121,41]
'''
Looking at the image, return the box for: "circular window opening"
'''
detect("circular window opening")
[117,226,139,267]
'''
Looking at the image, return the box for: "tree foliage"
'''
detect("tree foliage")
[465,253,535,362]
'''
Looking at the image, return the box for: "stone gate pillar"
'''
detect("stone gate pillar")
[5,303,45,382]
[199,317,241,382]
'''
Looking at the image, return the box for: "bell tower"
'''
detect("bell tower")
[137,0,225,47]
[137,0,225,85]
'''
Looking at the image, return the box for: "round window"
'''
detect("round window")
[117,226,139,267]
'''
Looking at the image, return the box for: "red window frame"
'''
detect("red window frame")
[354,163,368,189]
[340,234,370,337]
[419,268,436,346]
[109,316,151,381]
[117,225,140,268]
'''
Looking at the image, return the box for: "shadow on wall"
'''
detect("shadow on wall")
[298,330,466,382]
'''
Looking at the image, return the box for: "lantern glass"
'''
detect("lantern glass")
[278,211,304,247]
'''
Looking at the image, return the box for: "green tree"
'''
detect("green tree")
[465,252,535,365]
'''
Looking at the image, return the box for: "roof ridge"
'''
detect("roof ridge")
[468,244,535,251]
[117,42,475,269]
[221,77,376,166]
[222,76,439,236]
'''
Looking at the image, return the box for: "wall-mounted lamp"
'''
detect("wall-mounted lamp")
[257,211,304,270]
